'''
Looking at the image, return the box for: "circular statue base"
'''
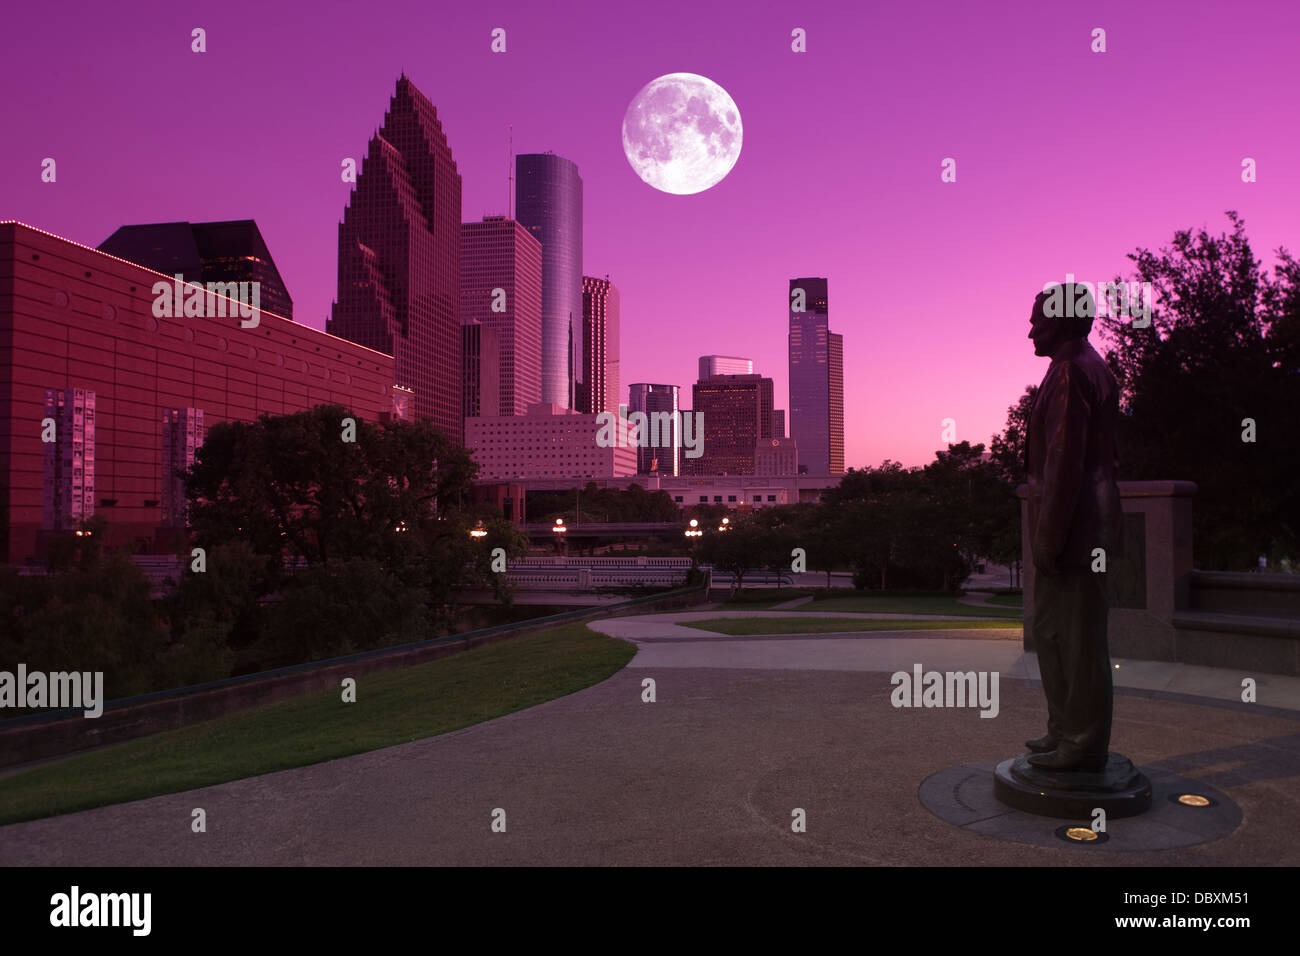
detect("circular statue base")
[993,752,1152,819]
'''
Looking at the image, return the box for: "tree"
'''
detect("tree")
[1097,211,1300,568]
[988,386,1037,585]
[698,515,782,592]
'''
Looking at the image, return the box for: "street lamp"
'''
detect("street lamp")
[469,521,487,539]
[394,520,409,533]
[684,518,702,538]
[718,516,731,532]
[552,516,567,555]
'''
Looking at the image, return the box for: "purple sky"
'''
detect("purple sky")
[4,0,1298,468]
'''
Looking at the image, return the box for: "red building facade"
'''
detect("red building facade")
[0,222,397,564]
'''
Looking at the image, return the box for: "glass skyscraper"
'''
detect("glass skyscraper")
[628,383,681,476]
[515,153,583,409]
[789,277,844,475]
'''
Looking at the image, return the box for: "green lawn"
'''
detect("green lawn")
[680,617,1023,636]
[0,623,633,826]
[803,593,1021,618]
[985,593,1025,608]
[719,589,1022,618]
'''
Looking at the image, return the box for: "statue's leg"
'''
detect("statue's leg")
[1031,570,1066,744]
[1056,567,1114,758]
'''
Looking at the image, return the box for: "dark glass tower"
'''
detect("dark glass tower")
[515,153,583,409]
[788,277,844,475]
[628,383,680,476]
[99,220,294,320]
[691,373,773,476]
[579,276,619,415]
[329,75,462,442]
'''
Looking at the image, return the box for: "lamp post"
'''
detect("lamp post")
[684,517,703,577]
[552,516,567,555]
[469,521,487,539]
[718,516,731,532]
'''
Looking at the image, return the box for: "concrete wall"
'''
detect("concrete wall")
[1020,480,1300,675]
[1020,480,1196,658]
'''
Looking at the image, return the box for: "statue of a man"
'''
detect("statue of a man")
[1023,283,1123,772]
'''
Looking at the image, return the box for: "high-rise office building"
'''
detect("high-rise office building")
[627,383,681,476]
[699,355,752,379]
[461,216,542,416]
[462,322,501,418]
[772,409,786,438]
[579,276,619,415]
[99,220,295,321]
[329,74,463,442]
[515,153,583,409]
[691,373,773,475]
[828,330,844,474]
[788,277,844,475]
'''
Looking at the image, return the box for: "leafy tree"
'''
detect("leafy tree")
[698,515,783,591]
[1097,211,1300,568]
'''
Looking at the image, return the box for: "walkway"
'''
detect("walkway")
[2,609,1298,866]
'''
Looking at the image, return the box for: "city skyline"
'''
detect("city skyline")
[3,1,1298,466]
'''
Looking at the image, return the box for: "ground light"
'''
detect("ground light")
[1055,826,1108,845]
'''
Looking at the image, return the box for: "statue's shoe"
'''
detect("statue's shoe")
[1026,750,1107,773]
[1025,735,1058,753]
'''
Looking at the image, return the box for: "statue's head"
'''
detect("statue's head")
[1029,282,1095,357]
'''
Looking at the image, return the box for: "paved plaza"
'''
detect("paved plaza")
[2,609,1298,866]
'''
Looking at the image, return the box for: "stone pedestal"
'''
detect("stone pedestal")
[993,753,1152,819]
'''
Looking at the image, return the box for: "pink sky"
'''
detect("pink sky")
[3,0,1297,467]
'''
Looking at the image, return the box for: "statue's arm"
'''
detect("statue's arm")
[1032,363,1091,572]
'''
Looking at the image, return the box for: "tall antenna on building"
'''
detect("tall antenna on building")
[507,124,513,219]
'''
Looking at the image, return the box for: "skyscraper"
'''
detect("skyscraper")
[462,322,501,418]
[691,373,773,475]
[99,220,294,321]
[788,277,844,475]
[329,74,463,442]
[515,153,583,409]
[628,383,681,476]
[461,216,542,416]
[699,355,753,379]
[579,276,619,415]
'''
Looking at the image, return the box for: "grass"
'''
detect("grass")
[680,617,1023,636]
[984,593,1025,608]
[0,623,634,826]
[722,591,1023,618]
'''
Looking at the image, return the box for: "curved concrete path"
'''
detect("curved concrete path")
[2,609,1299,866]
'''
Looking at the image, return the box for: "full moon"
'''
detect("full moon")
[622,73,742,195]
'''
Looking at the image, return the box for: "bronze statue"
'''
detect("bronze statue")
[1023,283,1123,773]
